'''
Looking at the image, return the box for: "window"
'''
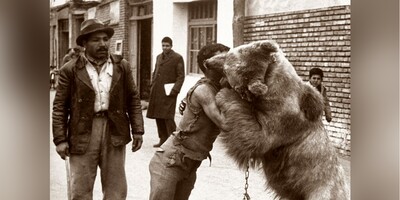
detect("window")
[188,25,216,74]
[187,0,217,74]
[109,1,120,25]
[115,40,123,55]
[87,7,96,19]
[129,0,153,20]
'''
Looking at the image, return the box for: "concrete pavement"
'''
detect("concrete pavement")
[50,90,350,200]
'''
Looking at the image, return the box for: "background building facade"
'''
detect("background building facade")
[49,0,351,157]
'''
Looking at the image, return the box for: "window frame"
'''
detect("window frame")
[187,0,217,75]
[109,0,120,25]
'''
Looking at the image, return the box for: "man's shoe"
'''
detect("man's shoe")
[155,147,164,152]
[153,143,162,147]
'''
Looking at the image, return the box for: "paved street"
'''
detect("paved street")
[50,90,350,200]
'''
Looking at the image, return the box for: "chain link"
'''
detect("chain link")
[243,163,250,200]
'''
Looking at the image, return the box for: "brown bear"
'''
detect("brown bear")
[209,40,350,200]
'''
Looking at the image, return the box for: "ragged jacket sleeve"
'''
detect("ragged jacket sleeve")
[321,85,332,119]
[52,65,72,145]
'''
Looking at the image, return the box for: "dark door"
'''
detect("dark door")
[58,19,69,68]
[138,18,152,100]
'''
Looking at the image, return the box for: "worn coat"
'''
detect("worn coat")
[306,81,332,121]
[52,54,144,154]
[146,50,185,119]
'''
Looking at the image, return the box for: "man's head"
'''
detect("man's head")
[309,67,324,87]
[161,37,173,54]
[73,47,82,54]
[76,19,114,60]
[66,48,75,56]
[197,43,230,81]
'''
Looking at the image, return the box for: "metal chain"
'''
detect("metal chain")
[243,163,251,200]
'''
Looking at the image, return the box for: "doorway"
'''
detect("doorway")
[58,19,69,68]
[138,18,152,100]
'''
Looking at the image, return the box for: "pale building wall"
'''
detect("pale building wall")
[172,3,191,105]
[217,0,234,48]
[152,0,174,71]
[152,1,189,71]
[172,3,189,69]
[246,0,350,16]
[50,0,68,7]
[152,0,235,111]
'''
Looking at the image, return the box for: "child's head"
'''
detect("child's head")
[309,67,324,87]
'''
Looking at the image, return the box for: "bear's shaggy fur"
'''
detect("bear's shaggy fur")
[210,40,350,200]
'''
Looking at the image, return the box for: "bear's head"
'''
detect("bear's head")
[206,40,291,101]
[209,40,324,121]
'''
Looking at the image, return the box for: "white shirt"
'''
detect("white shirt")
[85,58,113,113]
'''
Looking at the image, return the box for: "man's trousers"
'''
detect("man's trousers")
[68,115,127,200]
[149,136,202,200]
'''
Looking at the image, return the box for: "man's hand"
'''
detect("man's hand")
[56,142,69,160]
[131,134,143,152]
[179,98,187,115]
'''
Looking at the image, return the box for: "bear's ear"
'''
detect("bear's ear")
[248,40,279,63]
[258,40,279,54]
[204,53,226,71]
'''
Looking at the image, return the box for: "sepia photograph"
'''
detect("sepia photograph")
[50,0,352,199]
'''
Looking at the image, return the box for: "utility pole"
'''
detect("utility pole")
[232,0,245,47]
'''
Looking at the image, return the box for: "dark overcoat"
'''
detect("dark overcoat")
[146,50,185,119]
[52,54,144,154]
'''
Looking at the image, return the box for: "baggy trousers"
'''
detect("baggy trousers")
[68,115,127,200]
[149,136,202,200]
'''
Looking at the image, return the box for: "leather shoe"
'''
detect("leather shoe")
[153,143,162,148]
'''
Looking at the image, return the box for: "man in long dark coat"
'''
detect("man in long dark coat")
[146,37,185,147]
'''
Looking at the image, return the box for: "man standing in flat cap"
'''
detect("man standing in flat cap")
[52,18,144,199]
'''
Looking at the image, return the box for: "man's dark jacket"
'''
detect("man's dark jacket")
[146,50,185,119]
[52,54,144,154]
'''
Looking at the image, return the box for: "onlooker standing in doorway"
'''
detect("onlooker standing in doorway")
[308,67,332,122]
[146,37,185,147]
[52,18,144,200]
[61,48,76,66]
[62,47,82,66]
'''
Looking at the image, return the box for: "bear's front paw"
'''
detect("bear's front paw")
[248,80,268,97]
